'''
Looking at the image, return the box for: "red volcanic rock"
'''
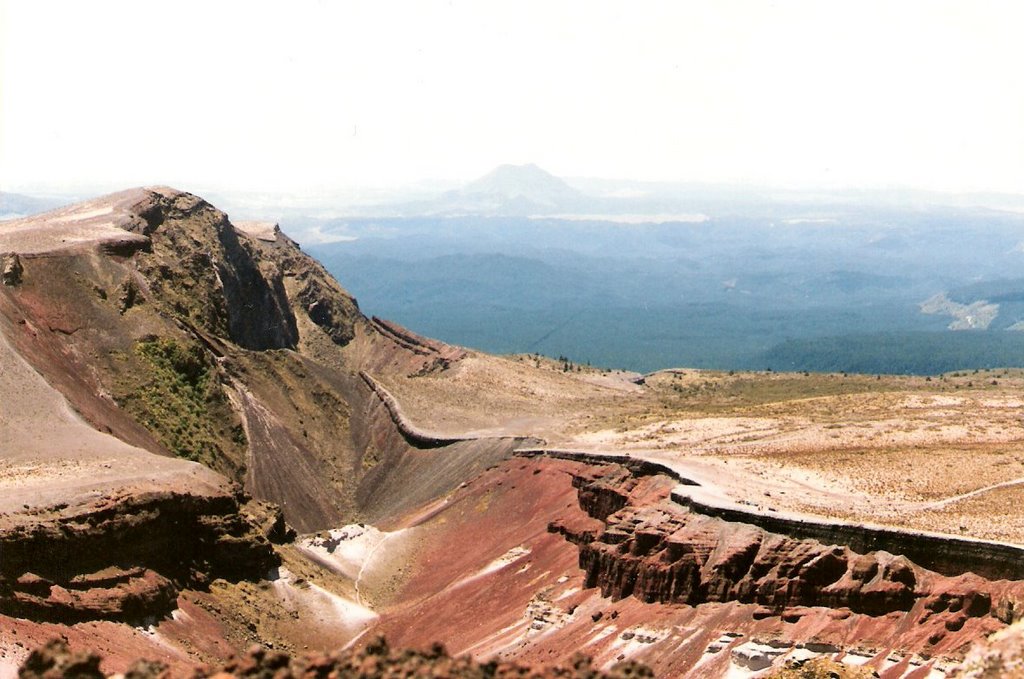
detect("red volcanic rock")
[11,568,176,623]
[339,456,1024,674]
[572,465,638,521]
[557,463,1024,631]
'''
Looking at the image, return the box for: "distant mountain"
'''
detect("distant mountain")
[450,163,586,211]
[371,164,595,217]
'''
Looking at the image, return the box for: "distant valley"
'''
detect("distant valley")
[296,166,1024,375]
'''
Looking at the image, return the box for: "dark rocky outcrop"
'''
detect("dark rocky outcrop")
[2,253,23,285]
[242,499,297,544]
[18,637,653,679]
[296,277,358,346]
[240,228,362,349]
[0,490,279,623]
[126,189,299,351]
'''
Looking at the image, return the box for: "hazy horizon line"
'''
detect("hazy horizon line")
[4,165,1024,205]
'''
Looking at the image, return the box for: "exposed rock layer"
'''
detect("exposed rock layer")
[0,490,279,623]
[554,463,1024,634]
[675,488,1024,582]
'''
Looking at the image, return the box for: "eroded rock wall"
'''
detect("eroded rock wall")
[553,463,1024,642]
[0,490,279,623]
[126,189,299,351]
[675,490,1024,582]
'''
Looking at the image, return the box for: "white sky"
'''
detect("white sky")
[2,0,1023,195]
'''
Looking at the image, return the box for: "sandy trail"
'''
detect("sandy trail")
[919,476,1024,511]
[354,530,398,605]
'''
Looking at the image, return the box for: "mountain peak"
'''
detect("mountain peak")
[477,162,552,180]
[446,164,585,214]
[463,164,579,197]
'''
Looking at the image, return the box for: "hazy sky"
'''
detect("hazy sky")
[2,1,1023,195]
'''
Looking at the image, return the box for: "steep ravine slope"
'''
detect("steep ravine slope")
[0,187,519,532]
[3,187,1024,677]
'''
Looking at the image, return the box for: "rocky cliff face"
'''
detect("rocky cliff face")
[0,488,281,623]
[124,188,300,351]
[553,462,1024,647]
[0,187,402,530]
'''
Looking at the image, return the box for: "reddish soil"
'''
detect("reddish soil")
[368,457,1021,676]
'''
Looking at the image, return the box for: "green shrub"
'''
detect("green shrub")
[123,337,236,464]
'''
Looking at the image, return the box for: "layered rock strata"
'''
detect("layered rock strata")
[552,463,1024,639]
[0,490,280,623]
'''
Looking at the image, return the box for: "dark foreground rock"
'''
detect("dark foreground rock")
[0,490,280,623]
[18,638,652,679]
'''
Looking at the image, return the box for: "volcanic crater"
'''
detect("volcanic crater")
[3,188,1024,677]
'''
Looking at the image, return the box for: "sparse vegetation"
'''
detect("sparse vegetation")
[644,370,907,414]
[115,337,244,466]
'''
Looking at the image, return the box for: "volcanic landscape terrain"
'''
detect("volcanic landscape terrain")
[3,188,1024,677]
